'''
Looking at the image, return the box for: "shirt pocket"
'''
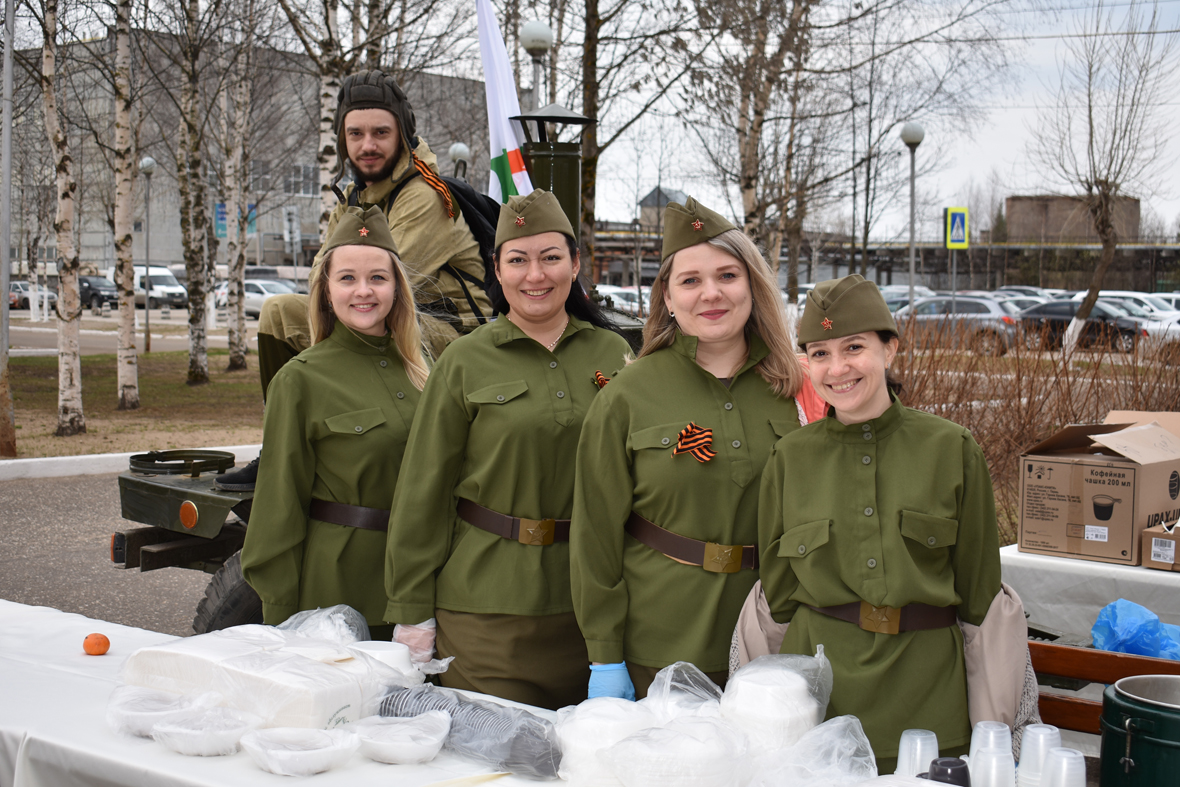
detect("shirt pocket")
[466,380,529,405]
[779,519,831,558]
[324,407,387,436]
[899,510,959,549]
[628,422,687,452]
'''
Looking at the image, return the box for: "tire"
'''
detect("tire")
[20,298,28,309]
[192,552,263,634]
[148,297,159,309]
[90,295,102,310]
[1116,331,1135,354]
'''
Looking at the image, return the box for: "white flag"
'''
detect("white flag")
[477,0,533,202]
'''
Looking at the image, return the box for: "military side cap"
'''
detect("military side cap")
[495,189,574,247]
[661,196,737,259]
[319,206,399,257]
[797,274,898,347]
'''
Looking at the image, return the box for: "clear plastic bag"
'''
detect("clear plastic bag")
[350,710,451,764]
[105,686,221,738]
[720,647,834,753]
[240,728,360,776]
[556,697,658,786]
[276,605,370,644]
[748,715,877,787]
[1092,599,1180,660]
[641,662,723,723]
[602,716,749,787]
[379,684,561,780]
[150,706,263,756]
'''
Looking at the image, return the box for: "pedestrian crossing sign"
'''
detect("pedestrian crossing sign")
[945,208,969,250]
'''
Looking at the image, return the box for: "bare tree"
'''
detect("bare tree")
[112,0,139,408]
[1029,0,1177,356]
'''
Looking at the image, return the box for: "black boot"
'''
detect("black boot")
[216,455,260,491]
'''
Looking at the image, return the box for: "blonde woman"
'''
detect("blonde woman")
[571,197,808,699]
[242,206,428,641]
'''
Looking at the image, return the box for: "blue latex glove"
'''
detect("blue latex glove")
[588,662,636,700]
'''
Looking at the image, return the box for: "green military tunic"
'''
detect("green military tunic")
[242,326,421,627]
[384,316,631,624]
[758,396,1002,759]
[571,332,801,673]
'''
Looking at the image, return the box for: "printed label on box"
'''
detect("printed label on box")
[1085,525,1109,542]
[1152,538,1176,565]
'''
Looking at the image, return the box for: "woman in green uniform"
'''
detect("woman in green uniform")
[242,206,429,641]
[758,274,1002,769]
[571,197,806,700]
[384,189,631,711]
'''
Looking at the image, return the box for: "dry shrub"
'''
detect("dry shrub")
[892,321,1180,544]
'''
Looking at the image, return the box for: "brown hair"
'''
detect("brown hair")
[638,229,803,398]
[308,247,430,390]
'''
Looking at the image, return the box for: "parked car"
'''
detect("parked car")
[78,275,119,310]
[1020,299,1145,352]
[997,285,1051,298]
[103,265,188,308]
[1069,290,1180,319]
[595,284,650,317]
[9,281,57,310]
[893,295,1021,355]
[242,279,294,319]
[1154,293,1180,310]
[1001,295,1049,312]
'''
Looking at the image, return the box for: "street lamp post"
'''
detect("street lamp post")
[139,156,155,352]
[520,20,554,113]
[899,122,924,313]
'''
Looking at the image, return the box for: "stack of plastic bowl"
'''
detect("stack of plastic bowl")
[1040,748,1086,787]
[895,729,940,778]
[968,721,1012,764]
[1016,725,1062,787]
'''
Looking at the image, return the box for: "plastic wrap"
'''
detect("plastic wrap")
[720,647,833,753]
[641,662,723,723]
[1091,599,1180,660]
[748,715,877,787]
[602,716,749,787]
[150,706,263,756]
[240,728,360,776]
[350,710,451,764]
[556,697,658,786]
[276,605,370,643]
[379,684,561,780]
[105,686,221,738]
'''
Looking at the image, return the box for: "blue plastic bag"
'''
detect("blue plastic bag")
[1091,599,1180,660]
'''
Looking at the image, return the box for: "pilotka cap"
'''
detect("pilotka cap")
[319,206,400,258]
[797,274,898,347]
[661,196,737,260]
[495,189,574,248]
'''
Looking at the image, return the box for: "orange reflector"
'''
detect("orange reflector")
[179,501,199,529]
[110,533,117,562]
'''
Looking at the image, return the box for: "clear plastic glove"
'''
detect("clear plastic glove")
[588,662,636,701]
[393,619,438,665]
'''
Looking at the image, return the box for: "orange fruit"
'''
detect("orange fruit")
[84,633,110,656]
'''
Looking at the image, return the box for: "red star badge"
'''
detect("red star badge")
[515,216,526,227]
[821,317,833,331]
[358,227,370,237]
[691,219,704,231]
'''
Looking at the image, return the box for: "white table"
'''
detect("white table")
[1000,544,1180,638]
[0,600,547,787]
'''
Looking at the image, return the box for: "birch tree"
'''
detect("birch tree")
[112,0,138,408]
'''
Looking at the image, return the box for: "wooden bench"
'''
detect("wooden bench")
[1030,641,1180,733]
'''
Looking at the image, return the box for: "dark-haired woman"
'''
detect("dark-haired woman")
[384,189,631,710]
[758,274,1001,769]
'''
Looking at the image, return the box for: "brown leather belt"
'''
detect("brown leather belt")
[625,512,758,573]
[309,499,389,532]
[457,498,570,546]
[805,601,957,636]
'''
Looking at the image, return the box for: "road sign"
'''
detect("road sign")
[945,207,969,250]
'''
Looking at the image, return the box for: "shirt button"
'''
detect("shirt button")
[862,456,871,465]
[867,558,877,568]
[496,395,505,402]
[557,391,565,398]
[724,402,733,410]
[732,440,741,448]
[661,437,670,445]
[864,507,873,516]
[928,536,937,546]
[549,361,558,368]
[354,426,363,433]
[863,432,873,441]
[797,545,806,555]
[397,392,405,399]
[862,424,872,431]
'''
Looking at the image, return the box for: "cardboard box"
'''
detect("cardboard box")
[1141,524,1180,572]
[1018,417,1180,565]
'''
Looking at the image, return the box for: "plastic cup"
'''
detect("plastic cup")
[1017,724,1062,787]
[1040,748,1086,787]
[969,720,1012,764]
[896,729,941,777]
[972,747,1016,787]
[926,758,972,786]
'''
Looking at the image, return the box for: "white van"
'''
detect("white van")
[104,266,188,308]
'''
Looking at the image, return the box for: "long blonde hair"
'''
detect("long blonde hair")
[308,247,430,391]
[639,229,802,398]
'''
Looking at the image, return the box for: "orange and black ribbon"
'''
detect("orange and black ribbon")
[593,370,610,389]
[412,153,455,218]
[672,422,716,463]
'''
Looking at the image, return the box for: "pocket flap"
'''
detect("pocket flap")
[900,510,959,548]
[466,380,529,405]
[629,422,688,451]
[325,407,387,435]
[779,519,831,557]
[769,418,797,438]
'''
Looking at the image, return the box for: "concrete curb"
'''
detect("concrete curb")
[0,444,261,481]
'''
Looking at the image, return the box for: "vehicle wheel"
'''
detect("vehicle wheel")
[90,295,102,310]
[246,310,259,321]
[192,552,263,634]
[1116,332,1135,354]
[20,298,29,309]
[973,331,1004,356]
[148,297,159,309]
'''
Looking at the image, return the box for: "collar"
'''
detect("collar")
[822,390,905,443]
[669,330,770,379]
[489,314,594,348]
[326,323,395,356]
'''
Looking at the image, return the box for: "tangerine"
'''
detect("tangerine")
[84,633,110,656]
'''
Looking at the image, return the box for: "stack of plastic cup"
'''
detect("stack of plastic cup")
[1040,748,1086,787]
[969,721,1013,765]
[1017,724,1062,787]
[972,747,1017,787]
[896,729,941,777]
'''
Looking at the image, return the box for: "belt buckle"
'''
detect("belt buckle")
[703,542,742,573]
[518,518,556,546]
[859,601,901,635]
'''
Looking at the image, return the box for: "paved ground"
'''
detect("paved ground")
[0,472,210,637]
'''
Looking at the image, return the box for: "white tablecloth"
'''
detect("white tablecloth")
[0,600,549,787]
[1000,544,1180,637]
